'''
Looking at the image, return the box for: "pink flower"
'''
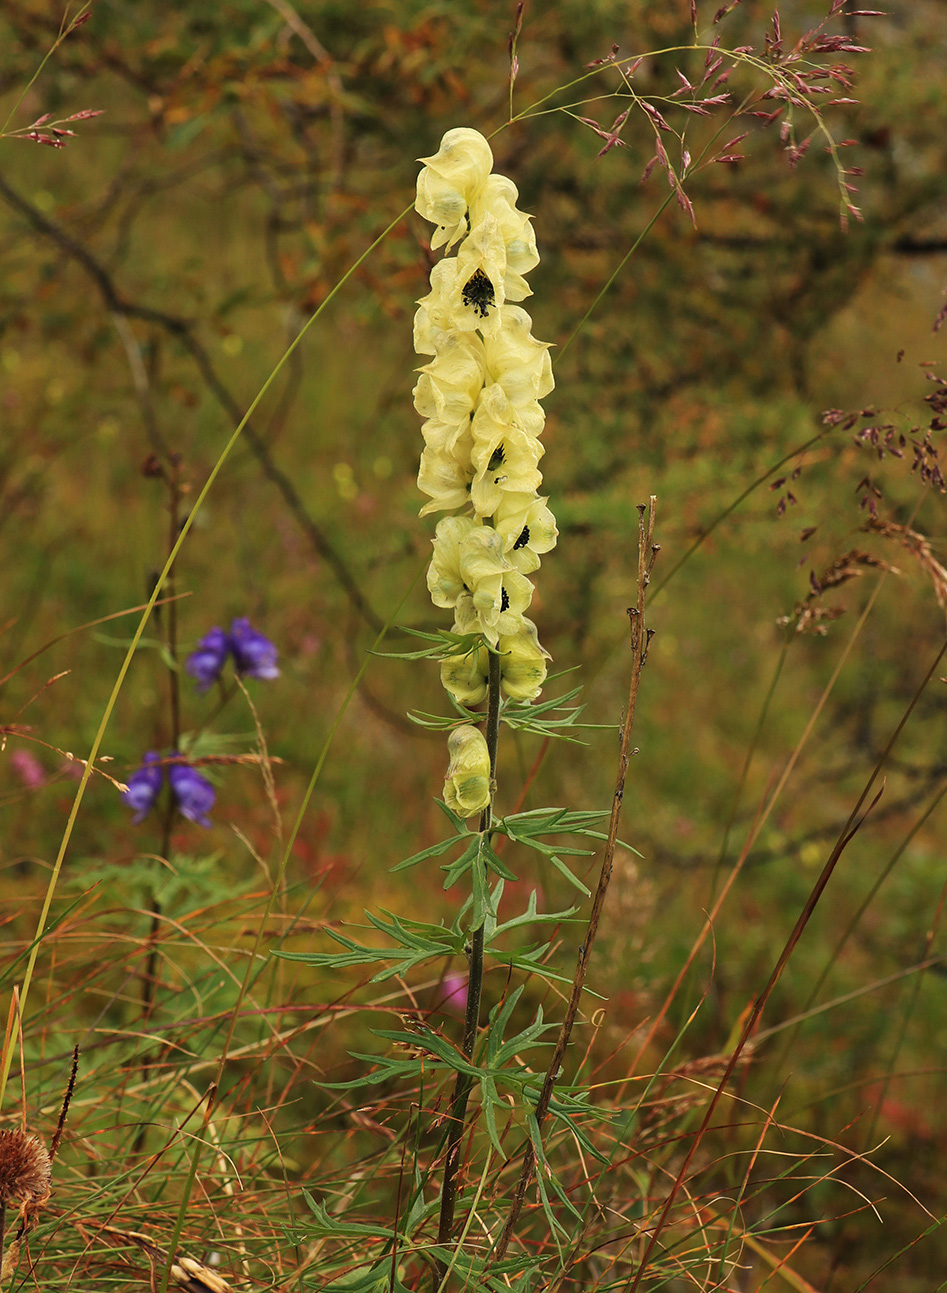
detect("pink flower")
[10,749,45,790]
[440,973,468,1014]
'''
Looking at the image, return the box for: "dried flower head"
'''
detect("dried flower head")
[0,1130,52,1213]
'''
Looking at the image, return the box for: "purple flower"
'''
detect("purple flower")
[185,626,230,692]
[10,749,45,790]
[229,618,280,681]
[123,752,163,822]
[168,761,215,827]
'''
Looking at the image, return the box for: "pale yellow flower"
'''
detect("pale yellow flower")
[418,446,472,516]
[470,384,544,516]
[453,214,508,336]
[484,306,554,407]
[414,259,462,355]
[440,639,490,707]
[470,174,540,301]
[442,723,492,817]
[453,568,534,645]
[498,617,550,702]
[416,128,494,250]
[427,515,479,608]
[494,493,558,574]
[413,331,485,428]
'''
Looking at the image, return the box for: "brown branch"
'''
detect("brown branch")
[0,168,385,635]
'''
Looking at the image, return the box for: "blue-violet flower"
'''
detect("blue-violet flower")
[122,752,164,822]
[185,626,230,692]
[167,761,216,827]
[229,618,280,681]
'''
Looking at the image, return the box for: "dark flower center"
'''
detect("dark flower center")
[488,444,505,471]
[500,587,510,612]
[462,267,495,319]
[512,525,530,551]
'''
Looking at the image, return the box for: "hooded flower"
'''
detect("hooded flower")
[230,618,280,680]
[470,386,545,516]
[123,751,164,822]
[186,619,279,689]
[418,446,473,516]
[185,626,229,692]
[416,128,494,249]
[452,215,508,336]
[442,724,492,817]
[494,493,558,573]
[453,567,534,646]
[414,259,462,355]
[483,307,554,407]
[427,515,481,608]
[469,174,539,301]
[167,761,215,827]
[413,331,485,459]
[440,639,491,707]
[498,617,550,703]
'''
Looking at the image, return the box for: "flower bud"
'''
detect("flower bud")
[442,724,491,817]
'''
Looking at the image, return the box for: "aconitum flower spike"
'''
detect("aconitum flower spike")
[185,626,229,692]
[122,752,163,822]
[415,126,554,813]
[168,761,215,827]
[229,618,280,681]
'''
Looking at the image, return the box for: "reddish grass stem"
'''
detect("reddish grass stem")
[490,496,659,1267]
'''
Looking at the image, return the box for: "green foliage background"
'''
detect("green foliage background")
[2,0,947,1288]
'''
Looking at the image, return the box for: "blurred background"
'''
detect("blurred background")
[2,1,947,1286]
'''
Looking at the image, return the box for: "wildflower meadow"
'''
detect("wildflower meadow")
[3,2,947,1290]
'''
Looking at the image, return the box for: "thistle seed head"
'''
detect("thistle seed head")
[0,1130,52,1212]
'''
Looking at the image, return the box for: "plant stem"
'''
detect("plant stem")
[136,456,183,1141]
[435,648,501,1283]
[490,498,659,1267]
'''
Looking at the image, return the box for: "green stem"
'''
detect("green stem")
[435,649,501,1283]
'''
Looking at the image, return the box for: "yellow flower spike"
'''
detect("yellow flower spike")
[498,617,551,703]
[443,724,492,817]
